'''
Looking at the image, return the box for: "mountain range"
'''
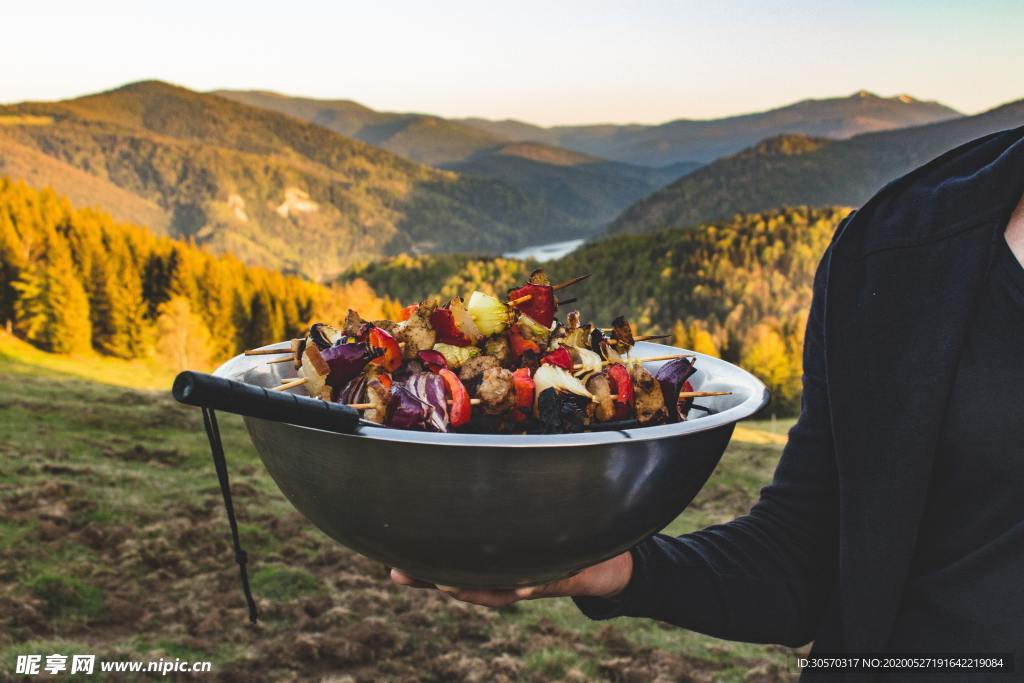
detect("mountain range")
[215,89,696,226]
[608,98,1024,235]
[457,91,961,165]
[0,81,591,279]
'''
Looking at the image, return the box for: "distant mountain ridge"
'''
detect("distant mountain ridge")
[458,91,962,166]
[608,98,1024,235]
[214,89,693,226]
[0,81,591,280]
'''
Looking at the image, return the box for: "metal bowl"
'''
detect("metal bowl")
[214,342,769,588]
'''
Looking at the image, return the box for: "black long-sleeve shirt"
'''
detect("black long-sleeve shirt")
[574,128,1024,675]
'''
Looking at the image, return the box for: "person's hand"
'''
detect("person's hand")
[389,550,633,608]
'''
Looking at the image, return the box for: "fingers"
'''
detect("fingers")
[514,576,577,600]
[389,568,435,589]
[439,587,521,609]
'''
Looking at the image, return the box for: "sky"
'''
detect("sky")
[3,0,1022,126]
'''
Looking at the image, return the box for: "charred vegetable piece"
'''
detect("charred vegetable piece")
[438,368,471,428]
[655,357,699,422]
[532,364,594,415]
[367,326,402,372]
[467,291,513,336]
[535,387,589,434]
[605,363,633,421]
[507,324,541,360]
[507,368,534,423]
[610,316,635,351]
[517,313,551,345]
[321,342,380,390]
[680,379,695,418]
[508,282,555,327]
[430,307,473,347]
[590,327,606,356]
[418,349,448,373]
[290,337,305,370]
[540,346,573,371]
[585,373,616,422]
[630,362,668,425]
[478,366,516,416]
[432,342,480,369]
[308,323,343,350]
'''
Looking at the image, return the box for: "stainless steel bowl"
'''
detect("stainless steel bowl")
[214,342,769,588]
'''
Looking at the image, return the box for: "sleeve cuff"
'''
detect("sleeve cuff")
[572,543,651,620]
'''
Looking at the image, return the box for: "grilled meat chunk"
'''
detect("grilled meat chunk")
[478,366,516,416]
[396,300,438,360]
[458,354,500,384]
[342,309,368,337]
[484,335,511,367]
[630,364,667,425]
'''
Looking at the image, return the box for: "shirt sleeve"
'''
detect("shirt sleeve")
[574,240,841,647]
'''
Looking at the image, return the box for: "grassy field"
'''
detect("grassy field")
[0,334,800,682]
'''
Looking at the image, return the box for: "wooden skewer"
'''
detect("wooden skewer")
[552,274,591,291]
[609,334,671,344]
[607,391,732,399]
[508,294,532,306]
[348,397,483,409]
[557,297,578,306]
[572,353,695,370]
[267,356,295,364]
[273,377,307,392]
[246,347,293,356]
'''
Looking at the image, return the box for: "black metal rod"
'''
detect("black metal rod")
[172,371,361,434]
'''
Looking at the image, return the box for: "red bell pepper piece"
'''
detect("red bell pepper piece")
[398,304,419,322]
[438,368,471,428]
[368,327,402,372]
[507,325,540,360]
[540,346,573,371]
[511,367,534,410]
[378,374,393,390]
[508,282,555,327]
[606,363,633,421]
[429,308,472,346]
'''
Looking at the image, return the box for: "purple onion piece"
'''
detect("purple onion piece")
[417,349,447,372]
[320,342,374,388]
[655,358,697,422]
[392,359,424,382]
[338,373,368,405]
[385,385,431,429]
[406,372,448,432]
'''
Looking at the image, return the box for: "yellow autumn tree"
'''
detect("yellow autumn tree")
[155,296,212,371]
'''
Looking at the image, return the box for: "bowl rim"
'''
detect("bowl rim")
[216,341,770,449]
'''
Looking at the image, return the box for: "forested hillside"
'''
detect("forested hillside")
[0,178,398,369]
[0,82,587,280]
[342,206,848,413]
[609,99,1024,235]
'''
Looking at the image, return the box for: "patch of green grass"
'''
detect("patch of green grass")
[523,646,593,679]
[250,565,321,601]
[26,572,105,619]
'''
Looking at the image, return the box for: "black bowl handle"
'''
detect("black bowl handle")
[172,371,361,434]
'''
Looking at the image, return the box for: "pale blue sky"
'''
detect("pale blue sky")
[4,0,1022,125]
